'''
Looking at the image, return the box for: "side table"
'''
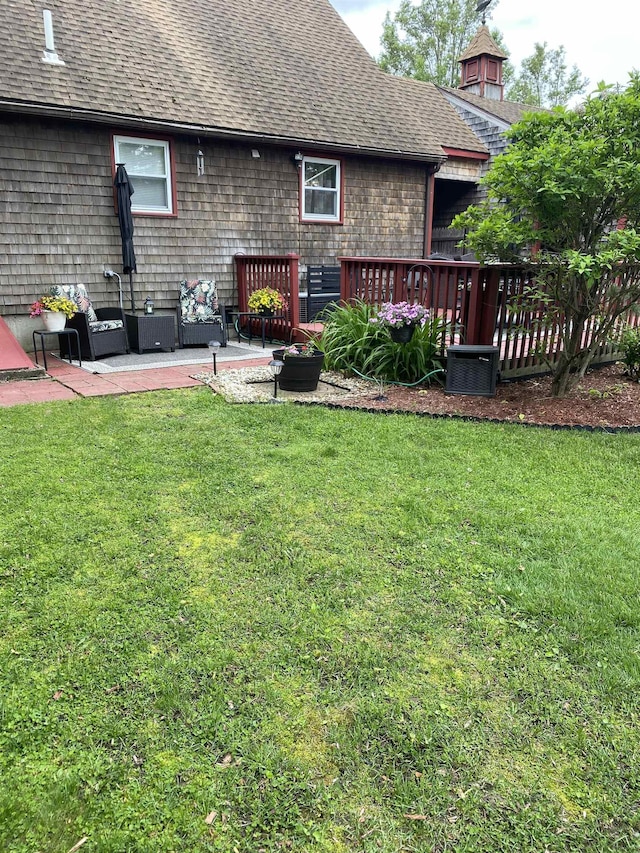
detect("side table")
[33,328,82,372]
[236,312,285,348]
[126,314,175,354]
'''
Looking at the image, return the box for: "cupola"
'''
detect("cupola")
[458,25,507,101]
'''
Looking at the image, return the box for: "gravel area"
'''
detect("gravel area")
[194,366,373,404]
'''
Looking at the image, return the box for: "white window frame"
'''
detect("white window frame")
[301,156,342,223]
[113,135,174,215]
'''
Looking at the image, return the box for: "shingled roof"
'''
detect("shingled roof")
[439,87,547,126]
[458,25,508,62]
[0,0,487,162]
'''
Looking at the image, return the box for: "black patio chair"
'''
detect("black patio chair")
[54,284,129,361]
[177,279,227,347]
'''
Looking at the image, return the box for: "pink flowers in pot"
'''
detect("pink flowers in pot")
[370,301,429,329]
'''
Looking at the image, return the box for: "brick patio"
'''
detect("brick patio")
[0,352,271,408]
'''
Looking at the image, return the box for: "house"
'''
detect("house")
[432,26,546,255]
[0,0,496,350]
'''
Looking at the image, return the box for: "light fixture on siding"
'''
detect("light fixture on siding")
[42,9,65,65]
[251,149,261,159]
[196,149,205,176]
[293,151,304,169]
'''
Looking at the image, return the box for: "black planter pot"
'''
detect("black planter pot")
[258,308,274,317]
[272,347,324,392]
[389,324,416,344]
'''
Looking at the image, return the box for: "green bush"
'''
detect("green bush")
[619,326,640,380]
[320,300,447,384]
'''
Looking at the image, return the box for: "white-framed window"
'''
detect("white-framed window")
[301,156,342,222]
[113,135,174,215]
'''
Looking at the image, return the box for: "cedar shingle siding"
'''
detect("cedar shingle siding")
[0,0,497,344]
[0,116,426,314]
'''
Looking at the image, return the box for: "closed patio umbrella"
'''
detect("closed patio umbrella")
[114,163,137,312]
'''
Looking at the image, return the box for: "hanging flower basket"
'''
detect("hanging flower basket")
[389,323,416,344]
[369,301,428,345]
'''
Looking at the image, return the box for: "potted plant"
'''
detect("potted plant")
[369,301,429,343]
[271,341,324,391]
[247,287,287,316]
[29,290,77,332]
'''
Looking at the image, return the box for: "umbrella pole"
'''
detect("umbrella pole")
[129,272,136,313]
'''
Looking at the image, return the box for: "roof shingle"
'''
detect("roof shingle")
[0,0,486,161]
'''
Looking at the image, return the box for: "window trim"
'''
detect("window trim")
[111,133,177,217]
[299,155,344,224]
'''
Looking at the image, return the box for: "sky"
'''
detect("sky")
[330,0,638,96]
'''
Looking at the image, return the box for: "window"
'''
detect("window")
[113,135,174,215]
[301,156,342,222]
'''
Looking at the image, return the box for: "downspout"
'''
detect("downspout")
[423,162,441,258]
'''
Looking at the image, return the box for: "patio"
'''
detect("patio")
[0,340,273,407]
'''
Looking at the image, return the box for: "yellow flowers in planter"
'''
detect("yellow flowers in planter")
[29,292,77,318]
[247,287,287,313]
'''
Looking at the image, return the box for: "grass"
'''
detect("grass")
[1,389,639,852]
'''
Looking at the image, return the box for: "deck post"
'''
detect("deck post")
[477,267,501,346]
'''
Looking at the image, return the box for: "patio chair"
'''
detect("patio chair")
[177,279,227,347]
[54,284,130,361]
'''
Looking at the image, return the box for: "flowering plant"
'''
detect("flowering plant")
[247,287,287,313]
[29,291,77,319]
[369,301,429,329]
[282,341,320,358]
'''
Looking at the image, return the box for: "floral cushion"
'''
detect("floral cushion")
[179,279,220,324]
[54,284,98,323]
[89,319,124,333]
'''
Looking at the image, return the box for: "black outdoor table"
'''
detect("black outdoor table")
[236,312,285,348]
[32,328,81,372]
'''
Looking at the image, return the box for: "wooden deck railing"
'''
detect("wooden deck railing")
[234,253,639,377]
[338,257,640,378]
[235,253,300,342]
[339,256,483,352]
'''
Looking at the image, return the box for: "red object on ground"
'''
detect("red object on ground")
[0,316,37,372]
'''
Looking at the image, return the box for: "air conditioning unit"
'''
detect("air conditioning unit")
[446,345,500,397]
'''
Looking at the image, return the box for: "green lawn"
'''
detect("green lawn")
[1,389,639,852]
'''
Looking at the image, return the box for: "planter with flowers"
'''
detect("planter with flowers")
[29,291,77,332]
[369,301,429,343]
[247,287,287,316]
[271,341,324,391]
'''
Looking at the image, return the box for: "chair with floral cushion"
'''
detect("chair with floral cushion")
[177,279,227,347]
[54,284,130,361]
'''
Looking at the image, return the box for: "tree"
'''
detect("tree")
[378,0,508,87]
[506,42,588,107]
[453,77,640,396]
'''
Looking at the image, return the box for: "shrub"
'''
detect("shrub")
[321,300,447,384]
[619,326,640,381]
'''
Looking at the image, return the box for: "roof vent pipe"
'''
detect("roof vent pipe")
[42,10,65,65]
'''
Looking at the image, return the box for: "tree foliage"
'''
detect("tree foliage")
[378,0,507,87]
[454,77,640,396]
[506,42,588,107]
[377,1,587,108]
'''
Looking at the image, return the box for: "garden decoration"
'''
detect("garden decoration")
[370,301,429,343]
[247,287,287,316]
[29,290,77,331]
[271,342,324,391]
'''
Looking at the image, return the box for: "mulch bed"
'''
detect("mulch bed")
[328,363,640,430]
